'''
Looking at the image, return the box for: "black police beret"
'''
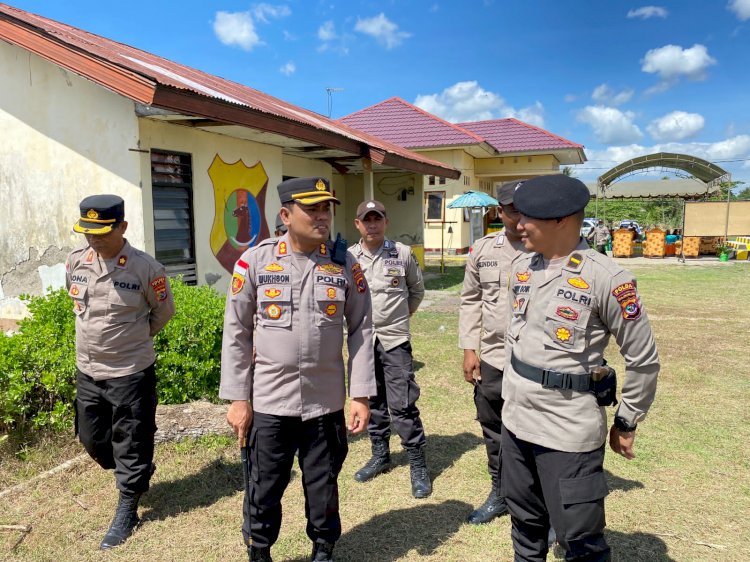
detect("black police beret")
[513,175,590,219]
[73,194,125,234]
[277,177,340,205]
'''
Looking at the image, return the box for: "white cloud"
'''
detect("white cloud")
[252,3,291,23]
[627,6,668,19]
[414,81,545,126]
[647,111,705,141]
[577,105,643,145]
[591,84,634,106]
[575,135,750,180]
[564,94,578,103]
[354,13,411,49]
[641,44,717,81]
[318,20,337,41]
[728,0,750,21]
[213,11,261,51]
[279,61,296,76]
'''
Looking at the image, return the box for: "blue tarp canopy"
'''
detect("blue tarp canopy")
[447,190,498,208]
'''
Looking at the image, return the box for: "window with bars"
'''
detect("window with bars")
[150,149,197,285]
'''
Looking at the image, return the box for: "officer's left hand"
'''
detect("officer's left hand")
[348,397,370,433]
[609,425,635,460]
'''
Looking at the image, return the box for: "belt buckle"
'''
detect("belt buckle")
[541,370,566,389]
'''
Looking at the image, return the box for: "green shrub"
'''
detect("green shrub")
[0,279,227,433]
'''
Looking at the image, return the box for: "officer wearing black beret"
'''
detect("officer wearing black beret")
[66,194,175,549]
[501,175,660,561]
[274,212,287,237]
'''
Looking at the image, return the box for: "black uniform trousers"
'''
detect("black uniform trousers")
[243,410,348,549]
[75,365,158,494]
[474,360,504,482]
[367,338,426,449]
[501,427,610,562]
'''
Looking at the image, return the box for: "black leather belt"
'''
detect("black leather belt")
[510,353,591,392]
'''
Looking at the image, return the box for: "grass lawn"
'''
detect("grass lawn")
[1,263,749,561]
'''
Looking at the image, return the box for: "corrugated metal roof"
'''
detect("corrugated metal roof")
[339,97,485,148]
[0,3,459,178]
[458,118,583,153]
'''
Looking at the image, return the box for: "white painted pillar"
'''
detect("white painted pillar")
[362,158,374,200]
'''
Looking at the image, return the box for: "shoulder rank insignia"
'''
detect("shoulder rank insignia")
[494,234,505,246]
[319,243,328,255]
[278,241,288,255]
[566,252,583,269]
[117,255,128,267]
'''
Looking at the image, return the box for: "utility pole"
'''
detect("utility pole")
[326,87,344,118]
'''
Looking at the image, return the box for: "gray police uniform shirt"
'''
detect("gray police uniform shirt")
[591,225,610,246]
[65,240,175,380]
[503,240,660,453]
[459,231,526,370]
[220,234,377,421]
[348,239,424,351]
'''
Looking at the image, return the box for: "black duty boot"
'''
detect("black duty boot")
[248,545,273,562]
[99,491,141,549]
[407,447,432,498]
[353,437,391,483]
[466,478,508,524]
[310,541,335,561]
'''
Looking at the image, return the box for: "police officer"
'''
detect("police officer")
[221,178,376,562]
[274,212,287,237]
[502,175,660,561]
[587,220,610,254]
[348,200,430,498]
[459,181,526,523]
[66,194,175,549]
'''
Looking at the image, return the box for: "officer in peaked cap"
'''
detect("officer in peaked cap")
[500,174,660,561]
[458,180,528,524]
[66,194,175,550]
[221,177,375,562]
[348,199,430,498]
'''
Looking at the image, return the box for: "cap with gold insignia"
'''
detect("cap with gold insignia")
[496,180,525,205]
[356,199,387,219]
[278,177,340,206]
[73,194,125,234]
[514,174,590,219]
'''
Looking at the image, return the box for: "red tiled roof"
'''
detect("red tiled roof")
[339,96,584,157]
[339,97,485,148]
[0,4,459,178]
[458,118,583,153]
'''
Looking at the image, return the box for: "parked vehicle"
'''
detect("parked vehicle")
[619,220,642,237]
[581,218,597,238]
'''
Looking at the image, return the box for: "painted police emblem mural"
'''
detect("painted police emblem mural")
[208,155,270,273]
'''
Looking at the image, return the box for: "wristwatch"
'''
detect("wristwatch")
[614,416,637,432]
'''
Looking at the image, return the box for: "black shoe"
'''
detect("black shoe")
[248,545,273,562]
[353,438,391,483]
[406,447,432,498]
[311,541,335,562]
[99,492,141,550]
[467,484,508,524]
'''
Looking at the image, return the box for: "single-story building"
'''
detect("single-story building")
[0,5,459,318]
[339,97,586,253]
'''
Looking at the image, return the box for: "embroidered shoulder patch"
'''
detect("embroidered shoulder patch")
[231,273,245,295]
[352,262,367,293]
[150,276,168,301]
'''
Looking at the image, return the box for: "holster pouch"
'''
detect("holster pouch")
[590,365,618,407]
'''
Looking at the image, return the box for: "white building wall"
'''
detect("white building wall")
[0,40,142,317]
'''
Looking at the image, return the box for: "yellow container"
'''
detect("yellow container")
[410,244,425,269]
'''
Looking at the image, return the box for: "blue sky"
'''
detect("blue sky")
[9,0,750,186]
